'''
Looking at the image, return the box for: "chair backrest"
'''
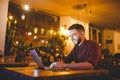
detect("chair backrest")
[114,53,120,58]
[102,58,114,66]
[101,57,115,70]
[114,53,120,65]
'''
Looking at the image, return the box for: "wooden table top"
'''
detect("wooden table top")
[0,62,29,67]
[5,66,109,80]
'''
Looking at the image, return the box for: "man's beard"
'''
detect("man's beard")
[73,39,81,45]
[76,39,81,45]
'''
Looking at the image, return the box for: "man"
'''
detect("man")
[50,24,101,70]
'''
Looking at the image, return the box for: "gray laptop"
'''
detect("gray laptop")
[30,49,45,69]
[30,49,69,71]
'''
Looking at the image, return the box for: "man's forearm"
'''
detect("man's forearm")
[64,62,94,70]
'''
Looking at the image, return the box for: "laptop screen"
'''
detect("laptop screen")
[30,49,70,71]
[30,49,45,69]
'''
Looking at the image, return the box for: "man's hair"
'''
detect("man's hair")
[68,24,85,31]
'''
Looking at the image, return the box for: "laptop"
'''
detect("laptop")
[30,49,70,71]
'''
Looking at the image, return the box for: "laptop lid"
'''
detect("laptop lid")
[30,49,45,69]
[30,49,70,71]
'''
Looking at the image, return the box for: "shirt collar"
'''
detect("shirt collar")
[78,38,86,46]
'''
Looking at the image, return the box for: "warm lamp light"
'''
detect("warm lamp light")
[14,20,17,24]
[34,36,37,39]
[60,26,69,36]
[24,4,29,11]
[16,41,19,44]
[50,30,53,34]
[63,30,69,36]
[41,40,45,43]
[9,16,13,20]
[21,14,25,20]
[28,32,32,36]
[34,27,38,33]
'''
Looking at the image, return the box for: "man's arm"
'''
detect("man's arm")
[50,62,94,70]
[64,62,94,70]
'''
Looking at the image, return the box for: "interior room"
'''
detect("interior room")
[0,0,120,80]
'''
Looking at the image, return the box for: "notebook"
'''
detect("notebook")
[30,49,70,71]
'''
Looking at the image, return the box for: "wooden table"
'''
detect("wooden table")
[0,66,109,80]
[0,62,29,67]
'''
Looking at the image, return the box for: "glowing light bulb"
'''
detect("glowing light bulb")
[34,36,37,39]
[21,14,25,20]
[28,32,32,36]
[9,16,13,20]
[24,4,29,11]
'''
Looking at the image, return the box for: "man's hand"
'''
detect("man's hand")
[50,62,65,68]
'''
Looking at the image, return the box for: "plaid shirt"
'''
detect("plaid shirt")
[64,39,101,67]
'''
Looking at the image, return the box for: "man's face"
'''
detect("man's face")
[69,29,82,45]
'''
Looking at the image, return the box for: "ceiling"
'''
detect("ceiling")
[9,0,120,30]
